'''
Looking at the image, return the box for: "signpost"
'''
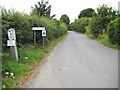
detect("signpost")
[32,27,46,46]
[7,28,18,61]
[42,30,46,46]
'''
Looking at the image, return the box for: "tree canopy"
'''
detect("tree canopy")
[60,14,70,25]
[31,0,55,18]
[78,8,94,18]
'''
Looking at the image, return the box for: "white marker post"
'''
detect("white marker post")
[42,29,46,46]
[7,28,18,61]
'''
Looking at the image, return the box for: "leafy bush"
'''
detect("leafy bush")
[78,8,94,18]
[73,17,90,33]
[2,9,67,50]
[96,4,117,31]
[2,9,33,49]
[60,14,70,25]
[78,5,117,38]
[89,15,102,38]
[68,22,76,31]
[107,18,120,45]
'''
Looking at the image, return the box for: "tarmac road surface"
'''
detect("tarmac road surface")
[25,31,118,88]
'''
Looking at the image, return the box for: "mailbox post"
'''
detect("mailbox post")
[7,28,18,61]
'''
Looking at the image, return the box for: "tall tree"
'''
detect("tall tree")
[78,8,94,18]
[31,0,55,18]
[96,4,117,31]
[60,14,70,25]
[89,4,117,37]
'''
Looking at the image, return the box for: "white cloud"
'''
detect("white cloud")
[0,0,119,22]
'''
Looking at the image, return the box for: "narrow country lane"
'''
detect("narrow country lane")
[25,31,118,88]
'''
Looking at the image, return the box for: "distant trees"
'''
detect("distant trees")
[96,4,117,31]
[78,8,94,18]
[69,18,90,33]
[89,4,117,38]
[89,15,102,38]
[60,14,70,25]
[71,4,119,45]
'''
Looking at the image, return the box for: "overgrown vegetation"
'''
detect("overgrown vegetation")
[69,4,119,49]
[2,2,120,89]
[69,17,90,33]
[78,8,94,18]
[107,18,120,45]
[2,1,68,88]
[2,9,67,49]
[60,14,70,25]
[2,34,67,88]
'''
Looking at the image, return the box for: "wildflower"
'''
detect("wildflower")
[5,72,9,75]
[25,57,28,59]
[10,72,14,76]
[3,85,6,88]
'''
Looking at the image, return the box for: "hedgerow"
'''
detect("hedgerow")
[2,9,67,50]
[107,18,120,45]
[71,4,119,47]
[69,17,90,33]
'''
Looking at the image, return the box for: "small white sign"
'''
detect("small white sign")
[42,30,46,36]
[8,28,16,40]
[32,27,45,31]
[7,40,15,46]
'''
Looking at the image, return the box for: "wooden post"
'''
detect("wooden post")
[10,45,18,61]
[43,36,44,47]
[34,30,36,46]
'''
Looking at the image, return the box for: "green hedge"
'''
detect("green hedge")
[107,18,120,45]
[69,17,90,33]
[2,9,67,50]
[89,15,102,38]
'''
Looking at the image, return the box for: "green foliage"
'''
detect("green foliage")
[107,18,120,45]
[71,4,119,48]
[2,47,47,88]
[60,14,70,25]
[78,8,94,18]
[2,46,49,88]
[68,22,75,31]
[2,8,67,50]
[69,17,90,33]
[19,47,48,61]
[88,4,117,38]
[2,9,33,49]
[2,33,67,88]
[31,0,51,17]
[96,4,117,31]
[2,60,29,75]
[31,0,56,18]
[2,8,67,87]
[76,18,90,33]
[89,15,102,38]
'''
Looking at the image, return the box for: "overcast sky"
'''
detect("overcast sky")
[0,0,119,22]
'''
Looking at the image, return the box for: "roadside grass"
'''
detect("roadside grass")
[2,33,67,88]
[85,33,119,50]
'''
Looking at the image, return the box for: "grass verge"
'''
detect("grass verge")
[85,33,119,50]
[2,33,67,88]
